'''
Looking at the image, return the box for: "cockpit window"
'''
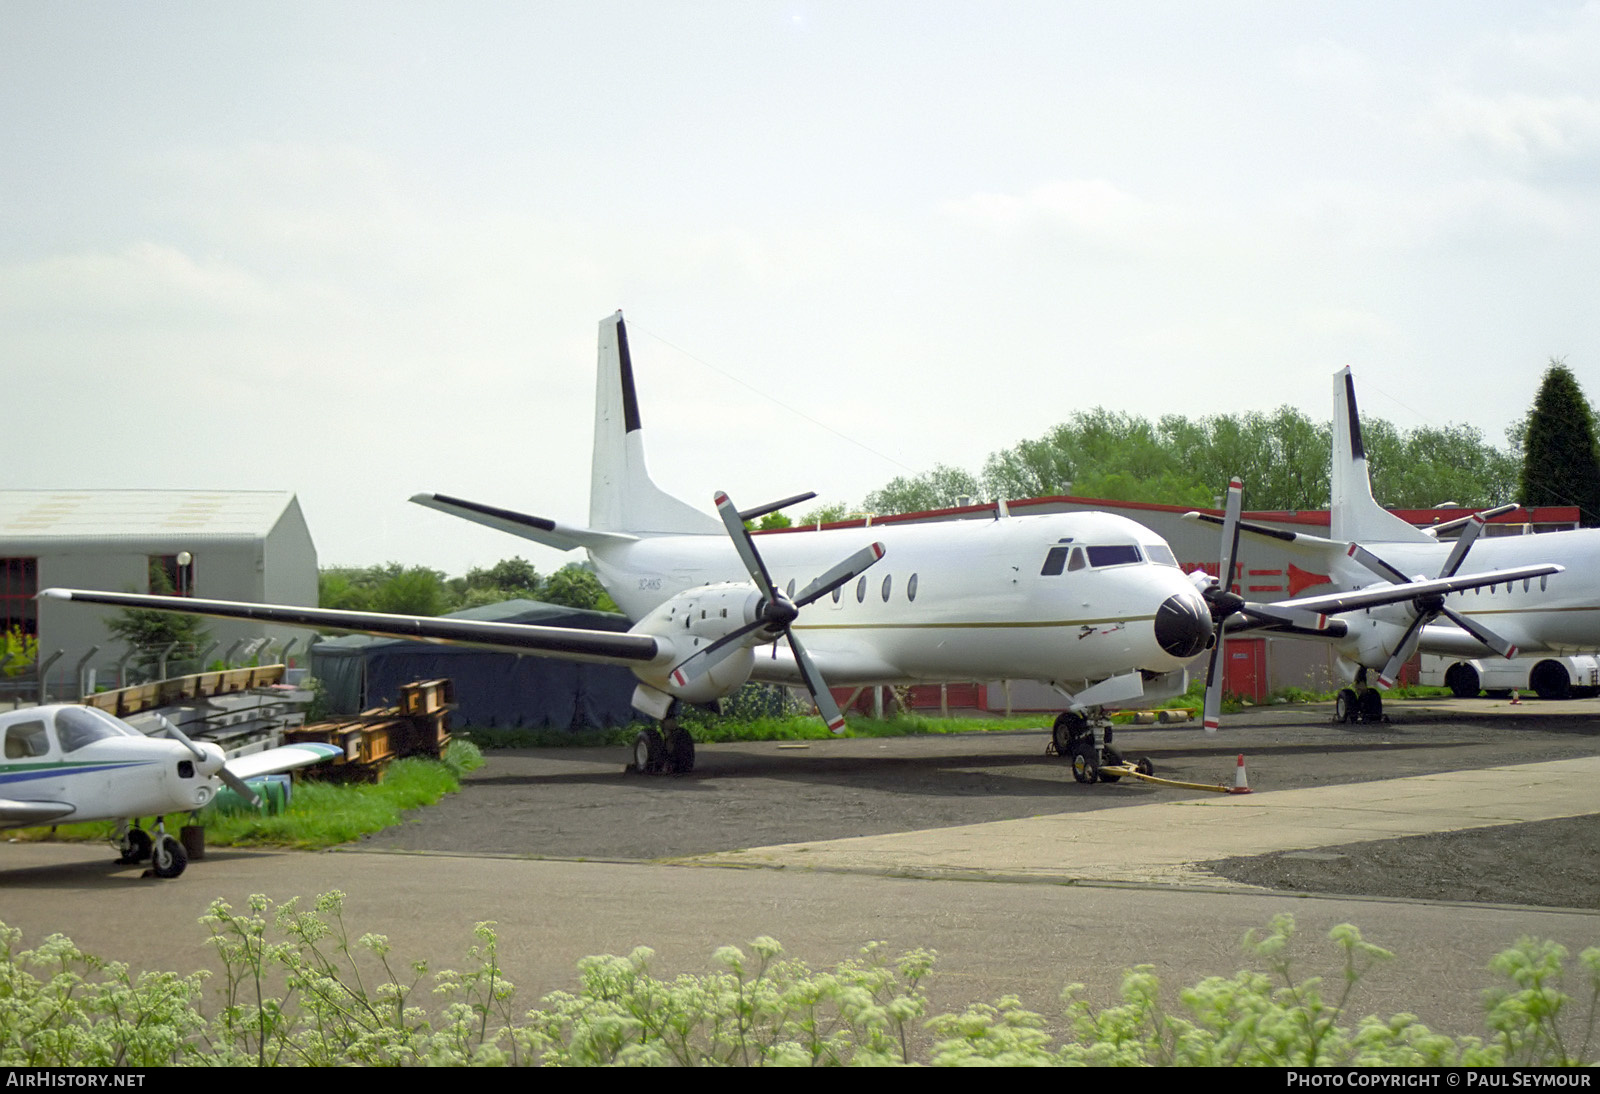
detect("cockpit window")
[1086,545,1142,568]
[54,707,135,753]
[1145,544,1179,568]
[1041,547,1069,576]
[1067,547,1087,572]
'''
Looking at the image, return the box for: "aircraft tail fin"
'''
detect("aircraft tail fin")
[589,311,721,535]
[1330,368,1433,545]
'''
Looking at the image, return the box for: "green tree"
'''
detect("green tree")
[863,464,983,516]
[319,563,451,616]
[796,502,853,526]
[104,563,208,672]
[540,564,620,613]
[1519,360,1600,526]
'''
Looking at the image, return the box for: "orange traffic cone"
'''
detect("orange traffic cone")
[1230,753,1253,794]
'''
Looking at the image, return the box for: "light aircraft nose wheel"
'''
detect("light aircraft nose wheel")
[117,826,153,865]
[631,729,665,774]
[149,834,187,879]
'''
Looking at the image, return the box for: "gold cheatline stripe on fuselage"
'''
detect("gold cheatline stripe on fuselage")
[793,615,1157,631]
[1443,605,1600,617]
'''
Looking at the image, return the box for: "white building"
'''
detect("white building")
[2,490,317,690]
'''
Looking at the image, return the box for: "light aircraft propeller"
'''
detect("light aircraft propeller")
[157,715,264,808]
[667,491,884,732]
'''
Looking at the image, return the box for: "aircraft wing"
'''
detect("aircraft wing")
[0,799,75,825]
[225,742,345,781]
[1225,563,1563,633]
[38,589,670,669]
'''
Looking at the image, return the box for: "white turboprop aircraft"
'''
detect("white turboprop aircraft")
[41,313,1552,780]
[1189,367,1592,724]
[0,703,340,877]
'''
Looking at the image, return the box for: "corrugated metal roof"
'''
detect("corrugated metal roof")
[0,490,295,540]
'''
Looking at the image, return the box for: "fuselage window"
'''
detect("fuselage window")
[1067,548,1087,572]
[832,585,842,604]
[881,574,893,602]
[3,720,48,759]
[856,576,867,603]
[1087,544,1142,568]
[1145,544,1179,568]
[1041,547,1069,576]
[907,573,918,602]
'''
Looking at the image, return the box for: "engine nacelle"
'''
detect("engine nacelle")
[628,583,770,704]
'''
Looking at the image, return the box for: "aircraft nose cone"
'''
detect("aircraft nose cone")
[1154,593,1212,659]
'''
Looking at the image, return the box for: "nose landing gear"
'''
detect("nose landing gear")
[1050,711,1154,784]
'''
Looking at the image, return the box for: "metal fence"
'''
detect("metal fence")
[0,635,318,708]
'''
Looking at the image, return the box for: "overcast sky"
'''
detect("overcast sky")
[6,2,1598,577]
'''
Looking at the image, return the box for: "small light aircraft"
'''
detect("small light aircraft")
[1188,368,1587,725]
[0,703,340,877]
[44,314,1572,780]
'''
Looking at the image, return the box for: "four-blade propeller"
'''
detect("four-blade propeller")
[666,491,885,733]
[1344,510,1519,686]
[1197,481,1544,731]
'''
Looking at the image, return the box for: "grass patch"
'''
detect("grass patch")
[461,712,1054,750]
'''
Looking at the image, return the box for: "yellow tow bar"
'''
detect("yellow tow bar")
[1099,763,1252,795]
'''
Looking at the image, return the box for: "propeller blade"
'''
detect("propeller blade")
[219,766,263,809]
[157,716,207,762]
[1377,612,1430,689]
[1237,603,1333,633]
[714,491,777,599]
[1437,512,1486,580]
[668,618,769,686]
[1216,477,1244,602]
[1202,626,1226,733]
[787,630,847,733]
[1346,543,1413,586]
[793,542,886,608]
[1439,605,1519,659]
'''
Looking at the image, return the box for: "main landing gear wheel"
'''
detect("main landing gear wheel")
[149,834,187,879]
[117,826,152,865]
[1359,689,1384,723]
[1335,688,1358,724]
[664,722,695,774]
[631,729,665,774]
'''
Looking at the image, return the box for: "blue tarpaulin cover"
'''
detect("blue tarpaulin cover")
[309,599,640,731]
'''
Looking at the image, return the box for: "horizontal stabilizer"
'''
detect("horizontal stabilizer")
[410,494,637,551]
[40,589,669,668]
